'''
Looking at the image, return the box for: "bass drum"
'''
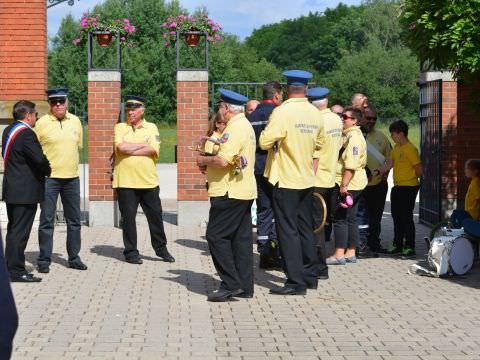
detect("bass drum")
[449,236,474,275]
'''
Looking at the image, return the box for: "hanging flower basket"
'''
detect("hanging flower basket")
[95,32,113,47]
[161,13,222,48]
[73,13,136,48]
[183,32,201,47]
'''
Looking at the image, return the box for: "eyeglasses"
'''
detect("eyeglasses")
[342,113,356,121]
[49,98,66,105]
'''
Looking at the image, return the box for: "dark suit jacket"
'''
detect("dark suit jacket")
[2,121,51,204]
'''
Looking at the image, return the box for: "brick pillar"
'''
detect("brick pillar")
[0,0,47,103]
[87,71,121,226]
[456,73,480,205]
[176,71,209,226]
[440,80,458,216]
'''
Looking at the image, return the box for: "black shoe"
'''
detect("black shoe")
[233,291,254,299]
[259,253,282,270]
[306,281,318,290]
[358,245,379,258]
[155,247,175,263]
[37,265,50,274]
[269,286,306,295]
[207,289,242,302]
[69,261,88,270]
[126,257,143,264]
[317,271,329,280]
[11,273,42,283]
[374,246,389,254]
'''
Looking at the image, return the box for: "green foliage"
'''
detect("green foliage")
[48,0,280,124]
[322,40,419,121]
[400,0,480,75]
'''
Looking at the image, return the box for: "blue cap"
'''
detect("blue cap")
[125,95,146,108]
[219,88,248,106]
[282,70,312,86]
[307,87,330,101]
[46,88,68,98]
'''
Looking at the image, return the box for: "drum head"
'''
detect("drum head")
[449,237,474,275]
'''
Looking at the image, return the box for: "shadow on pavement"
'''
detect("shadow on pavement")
[162,269,219,296]
[25,251,69,267]
[90,244,163,262]
[175,238,209,256]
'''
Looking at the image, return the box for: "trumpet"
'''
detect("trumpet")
[313,192,327,234]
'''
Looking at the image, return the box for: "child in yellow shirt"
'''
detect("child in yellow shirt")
[464,159,480,220]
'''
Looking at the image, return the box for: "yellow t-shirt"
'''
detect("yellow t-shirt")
[389,141,421,186]
[465,176,480,220]
[366,129,392,186]
[314,109,343,188]
[34,112,83,178]
[112,119,160,189]
[206,113,257,200]
[335,126,367,191]
[259,97,323,189]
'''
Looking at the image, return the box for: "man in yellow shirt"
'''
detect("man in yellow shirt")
[35,88,87,273]
[196,89,256,302]
[112,96,174,265]
[359,105,392,255]
[307,87,343,279]
[260,70,322,295]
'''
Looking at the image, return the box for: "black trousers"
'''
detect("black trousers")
[0,230,18,360]
[272,187,319,289]
[391,185,419,249]
[255,175,277,254]
[206,196,254,294]
[117,187,167,260]
[313,186,335,273]
[332,187,362,249]
[5,203,37,276]
[364,180,389,251]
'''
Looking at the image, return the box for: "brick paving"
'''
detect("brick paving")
[9,202,480,360]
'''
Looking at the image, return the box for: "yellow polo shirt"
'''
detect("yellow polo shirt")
[314,109,343,188]
[336,126,367,191]
[366,129,392,186]
[113,119,160,189]
[259,97,323,189]
[34,111,83,178]
[206,113,256,200]
[465,176,480,220]
[389,141,421,186]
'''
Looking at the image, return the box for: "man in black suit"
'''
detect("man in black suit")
[2,100,51,282]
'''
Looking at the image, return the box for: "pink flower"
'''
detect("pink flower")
[72,38,81,45]
[120,36,126,42]
[165,42,171,47]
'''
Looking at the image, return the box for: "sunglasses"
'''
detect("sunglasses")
[49,98,66,105]
[342,113,356,121]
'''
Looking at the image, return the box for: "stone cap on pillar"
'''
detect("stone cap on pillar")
[177,71,208,82]
[88,71,122,82]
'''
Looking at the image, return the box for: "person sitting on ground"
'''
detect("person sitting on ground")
[449,159,480,227]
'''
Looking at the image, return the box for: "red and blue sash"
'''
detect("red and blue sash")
[2,122,29,166]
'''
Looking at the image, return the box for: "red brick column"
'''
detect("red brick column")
[0,0,47,101]
[176,71,209,225]
[87,71,121,226]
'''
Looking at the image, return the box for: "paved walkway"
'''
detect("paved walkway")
[9,202,480,360]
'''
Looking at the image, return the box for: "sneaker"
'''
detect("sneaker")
[402,247,416,257]
[387,245,402,255]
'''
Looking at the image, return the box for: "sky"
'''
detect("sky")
[47,0,363,40]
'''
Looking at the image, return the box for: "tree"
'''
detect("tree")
[400,0,480,75]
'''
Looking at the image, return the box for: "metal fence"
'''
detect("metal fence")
[419,79,442,226]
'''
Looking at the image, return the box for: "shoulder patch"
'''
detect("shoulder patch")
[353,146,359,155]
[219,133,230,143]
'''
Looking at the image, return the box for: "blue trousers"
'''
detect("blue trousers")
[37,177,82,267]
[255,175,277,254]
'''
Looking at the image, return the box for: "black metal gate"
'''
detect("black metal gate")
[419,79,442,225]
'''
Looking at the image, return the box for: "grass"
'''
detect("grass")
[79,122,420,164]
[79,123,177,164]
[376,121,420,150]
